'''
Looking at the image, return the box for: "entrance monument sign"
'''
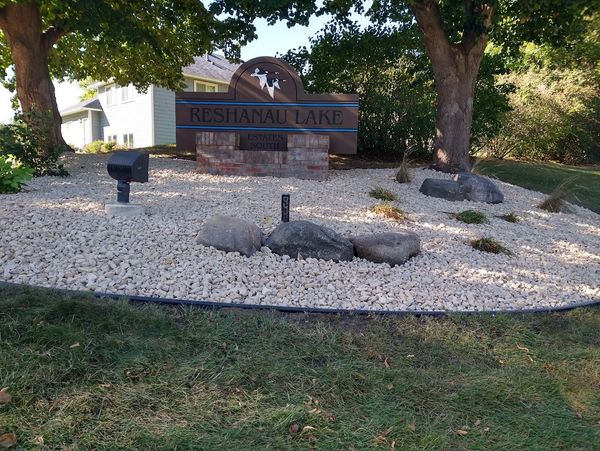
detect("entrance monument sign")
[176,57,359,155]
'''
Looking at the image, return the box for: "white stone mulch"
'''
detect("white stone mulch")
[1,154,599,312]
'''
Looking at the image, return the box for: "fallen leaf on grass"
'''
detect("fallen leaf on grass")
[0,388,10,405]
[516,344,530,352]
[474,419,481,427]
[386,384,394,390]
[0,433,17,448]
[375,427,393,444]
[289,423,299,434]
[309,408,321,414]
[34,436,44,445]
[484,427,490,432]
[407,424,416,432]
[383,357,390,368]
[456,429,469,436]
[301,426,316,434]
[69,342,80,349]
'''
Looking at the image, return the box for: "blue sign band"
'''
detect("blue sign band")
[177,125,358,133]
[176,100,359,108]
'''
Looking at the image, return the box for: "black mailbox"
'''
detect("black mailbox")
[106,152,149,203]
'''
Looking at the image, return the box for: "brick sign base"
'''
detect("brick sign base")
[196,132,329,180]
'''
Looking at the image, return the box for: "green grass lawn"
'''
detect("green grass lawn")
[1,284,599,449]
[474,159,600,213]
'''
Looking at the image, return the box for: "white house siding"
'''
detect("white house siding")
[182,77,229,92]
[97,84,153,147]
[152,78,229,145]
[152,86,176,145]
[61,111,89,148]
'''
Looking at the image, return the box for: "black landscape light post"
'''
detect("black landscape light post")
[107,152,149,203]
[281,194,290,222]
[105,151,149,216]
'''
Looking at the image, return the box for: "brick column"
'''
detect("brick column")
[287,134,329,181]
[196,132,240,174]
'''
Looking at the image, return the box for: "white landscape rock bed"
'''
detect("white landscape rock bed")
[1,154,599,312]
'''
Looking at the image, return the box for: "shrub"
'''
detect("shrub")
[470,237,512,255]
[0,155,33,193]
[370,203,407,221]
[479,36,600,165]
[83,140,105,154]
[369,186,397,202]
[81,140,120,154]
[455,210,489,224]
[497,212,520,223]
[0,111,68,176]
[103,140,118,152]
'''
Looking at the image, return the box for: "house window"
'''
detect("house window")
[123,133,134,148]
[121,84,134,102]
[106,84,116,106]
[107,135,117,143]
[194,81,218,92]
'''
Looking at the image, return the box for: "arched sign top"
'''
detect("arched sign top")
[229,57,302,102]
[175,56,359,155]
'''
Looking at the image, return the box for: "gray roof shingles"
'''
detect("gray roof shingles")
[182,53,240,82]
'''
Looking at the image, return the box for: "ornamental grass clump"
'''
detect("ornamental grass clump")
[498,212,520,223]
[455,209,489,224]
[538,176,578,213]
[470,237,512,255]
[395,149,413,183]
[369,186,397,202]
[370,203,407,221]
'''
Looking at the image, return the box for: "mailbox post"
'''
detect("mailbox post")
[105,152,149,217]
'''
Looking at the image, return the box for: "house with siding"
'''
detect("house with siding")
[60,54,239,148]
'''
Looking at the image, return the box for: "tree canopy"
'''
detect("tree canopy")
[0,0,317,93]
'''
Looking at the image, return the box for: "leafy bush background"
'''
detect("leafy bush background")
[0,112,67,176]
[282,16,599,165]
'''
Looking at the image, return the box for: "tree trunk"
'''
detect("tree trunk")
[412,1,491,173]
[429,51,480,173]
[0,2,68,158]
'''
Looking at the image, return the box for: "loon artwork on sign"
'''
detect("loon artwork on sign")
[175,56,359,154]
[250,68,282,99]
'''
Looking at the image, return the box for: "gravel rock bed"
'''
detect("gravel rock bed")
[1,154,599,311]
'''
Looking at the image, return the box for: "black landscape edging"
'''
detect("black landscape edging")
[2,281,599,317]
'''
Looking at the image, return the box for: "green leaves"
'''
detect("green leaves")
[0,154,33,194]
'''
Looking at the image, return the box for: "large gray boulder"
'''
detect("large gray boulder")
[265,220,354,262]
[350,232,421,266]
[419,179,464,202]
[454,172,504,204]
[197,215,263,257]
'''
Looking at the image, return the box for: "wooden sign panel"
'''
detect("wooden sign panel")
[176,56,359,154]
